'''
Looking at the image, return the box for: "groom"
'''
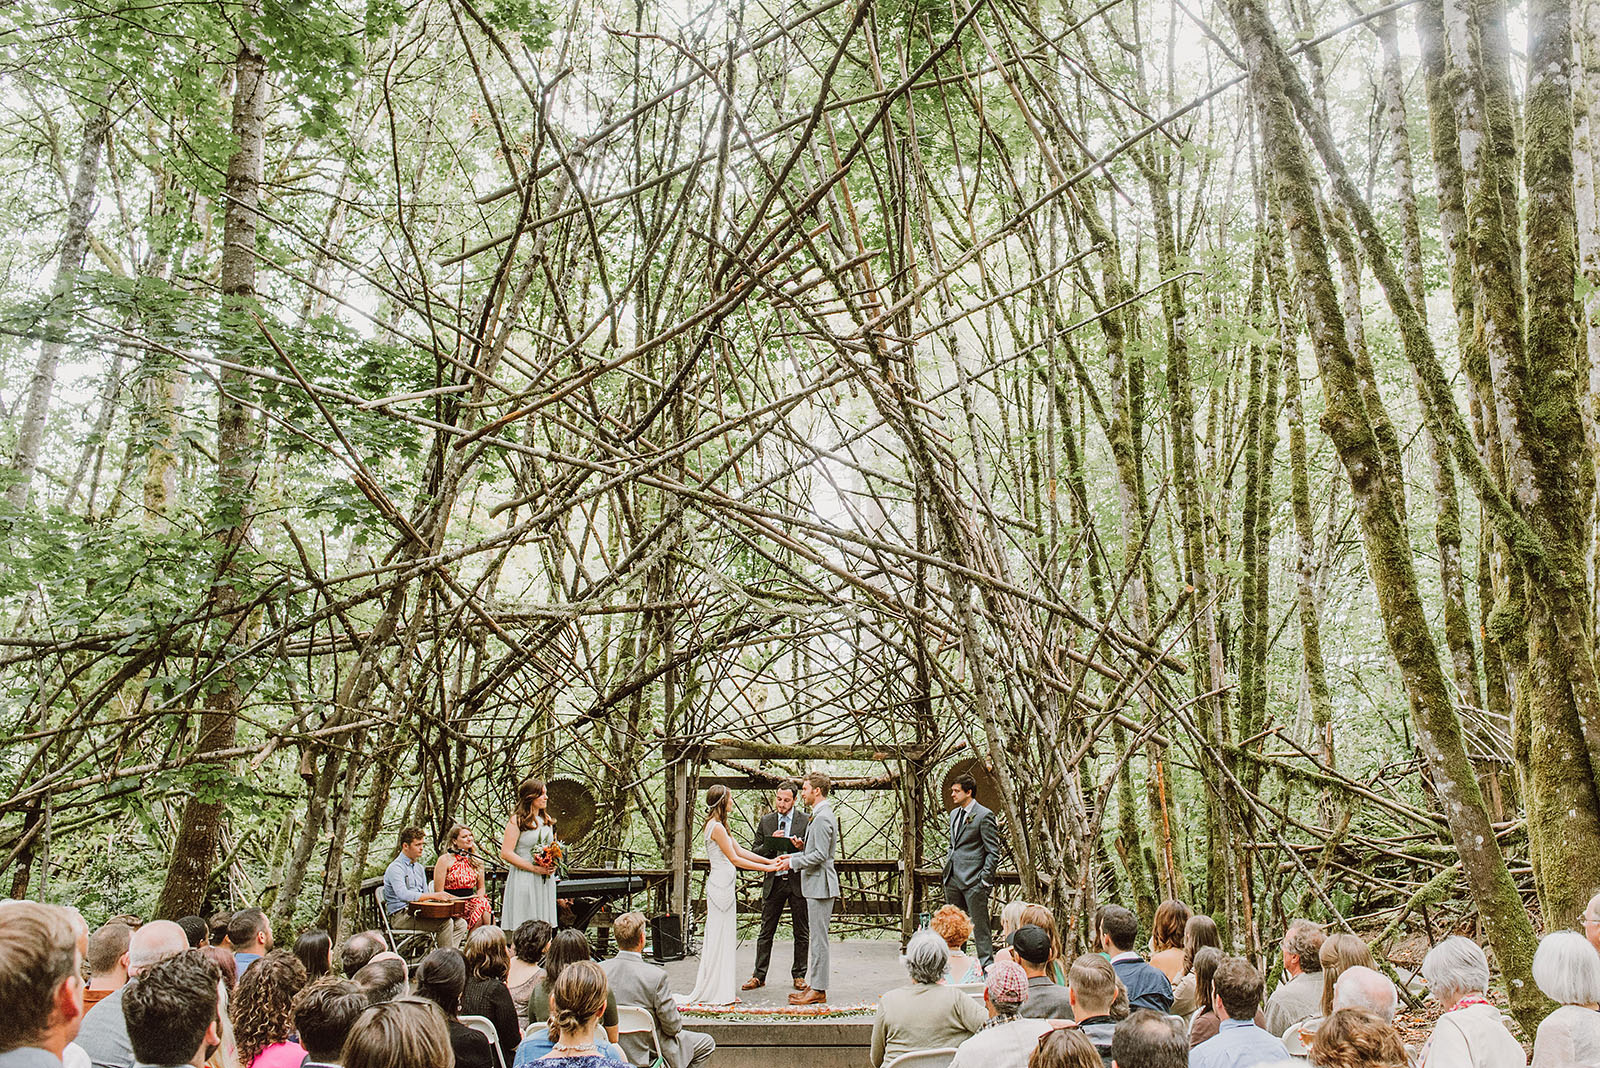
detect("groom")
[776,771,837,1005]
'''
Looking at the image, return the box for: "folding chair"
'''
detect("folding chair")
[460,1015,507,1068]
[884,1048,961,1068]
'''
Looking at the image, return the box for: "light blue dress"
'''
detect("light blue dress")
[503,819,558,929]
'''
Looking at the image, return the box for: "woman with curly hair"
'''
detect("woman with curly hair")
[231,949,308,1068]
[507,920,551,1018]
[931,905,982,983]
[1309,1008,1408,1068]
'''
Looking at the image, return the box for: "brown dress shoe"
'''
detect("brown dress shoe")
[742,977,764,991]
[789,988,826,1005]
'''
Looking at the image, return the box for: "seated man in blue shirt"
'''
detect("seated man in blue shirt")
[1189,957,1289,1068]
[1096,906,1173,1013]
[383,826,466,950]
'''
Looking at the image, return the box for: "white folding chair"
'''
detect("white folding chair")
[616,1004,663,1063]
[953,981,986,999]
[884,1048,960,1068]
[460,1015,507,1068]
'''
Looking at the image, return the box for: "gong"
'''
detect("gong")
[545,777,598,843]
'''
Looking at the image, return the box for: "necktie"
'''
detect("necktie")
[952,808,965,844]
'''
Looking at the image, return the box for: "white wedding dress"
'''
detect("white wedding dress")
[680,821,738,1004]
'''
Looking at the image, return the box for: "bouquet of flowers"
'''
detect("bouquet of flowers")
[533,840,563,872]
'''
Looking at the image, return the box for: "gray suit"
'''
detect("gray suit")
[786,798,839,991]
[600,950,714,1068]
[942,801,1003,967]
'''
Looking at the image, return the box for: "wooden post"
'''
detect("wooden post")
[666,746,691,917]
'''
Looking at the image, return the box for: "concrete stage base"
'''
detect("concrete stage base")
[689,1017,874,1068]
[661,936,902,1008]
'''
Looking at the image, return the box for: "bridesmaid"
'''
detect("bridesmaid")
[501,777,558,929]
[435,823,493,929]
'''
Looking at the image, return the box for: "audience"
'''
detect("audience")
[992,902,1032,969]
[341,933,387,980]
[208,914,234,950]
[1416,936,1523,1068]
[462,926,521,1067]
[507,922,551,1020]
[293,978,371,1068]
[1015,927,1073,1019]
[341,999,455,1068]
[1329,966,1397,1022]
[232,948,307,1068]
[1063,953,1118,1067]
[0,901,88,1065]
[1148,902,1190,983]
[1307,1008,1406,1068]
[296,931,334,983]
[931,906,983,984]
[1028,1027,1103,1068]
[1097,907,1172,1014]
[528,961,629,1068]
[228,910,274,980]
[352,956,409,1006]
[83,924,131,1011]
[412,949,493,1068]
[1263,920,1324,1039]
[599,913,711,1068]
[1171,914,1221,1018]
[1530,930,1600,1068]
[870,930,986,1066]
[1189,956,1286,1068]
[178,917,211,951]
[948,962,1053,1068]
[121,951,224,1068]
[78,919,188,1068]
[1021,906,1068,986]
[1112,1010,1188,1068]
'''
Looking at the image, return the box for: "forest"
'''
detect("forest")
[1,0,1597,1031]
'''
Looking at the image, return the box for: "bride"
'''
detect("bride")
[679,784,779,1005]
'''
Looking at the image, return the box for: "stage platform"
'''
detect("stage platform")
[662,938,902,1068]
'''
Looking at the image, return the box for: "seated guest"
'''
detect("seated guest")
[931,906,982,984]
[1147,901,1190,983]
[870,930,986,1066]
[1027,1027,1103,1068]
[507,922,551,1019]
[1015,927,1073,1019]
[78,920,189,1068]
[177,918,210,951]
[1111,1010,1188,1068]
[340,933,386,980]
[292,978,371,1068]
[598,914,707,1068]
[232,949,308,1068]
[511,959,627,1068]
[435,824,493,931]
[1416,936,1523,1068]
[297,930,334,983]
[1189,948,1266,1047]
[1308,1008,1407,1068]
[121,951,224,1068]
[991,902,1032,969]
[1170,914,1221,1017]
[1063,954,1118,1067]
[1530,931,1600,1068]
[412,949,493,1068]
[383,827,466,951]
[1286,932,1376,1055]
[1263,920,1324,1039]
[1330,966,1397,1022]
[84,923,132,1010]
[1020,906,1068,985]
[198,946,239,998]
[341,999,455,1068]
[948,962,1053,1068]
[0,901,88,1065]
[462,926,521,1067]
[522,961,629,1068]
[229,910,274,979]
[352,957,408,1005]
[1096,907,1171,1013]
[208,914,234,950]
[1189,956,1287,1068]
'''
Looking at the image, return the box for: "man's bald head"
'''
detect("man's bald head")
[128,921,188,976]
[1332,965,1398,1021]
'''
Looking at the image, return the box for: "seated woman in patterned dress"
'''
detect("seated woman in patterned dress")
[435,822,493,929]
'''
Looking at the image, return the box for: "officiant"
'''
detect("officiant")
[742,780,812,991]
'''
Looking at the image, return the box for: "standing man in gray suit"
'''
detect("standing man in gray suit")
[600,913,714,1068]
[942,773,1003,969]
[776,770,838,1005]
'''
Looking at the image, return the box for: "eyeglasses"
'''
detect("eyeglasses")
[1580,914,1600,926]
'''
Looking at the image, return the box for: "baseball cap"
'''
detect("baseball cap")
[986,960,1030,1005]
[1011,924,1052,965]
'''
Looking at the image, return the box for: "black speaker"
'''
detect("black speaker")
[650,912,685,962]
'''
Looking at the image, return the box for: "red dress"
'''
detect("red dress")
[443,854,492,929]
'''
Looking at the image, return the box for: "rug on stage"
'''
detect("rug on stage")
[677,1002,876,1020]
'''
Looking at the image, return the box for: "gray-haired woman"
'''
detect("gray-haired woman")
[1417,936,1525,1068]
[1532,931,1600,1068]
[870,930,988,1066]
